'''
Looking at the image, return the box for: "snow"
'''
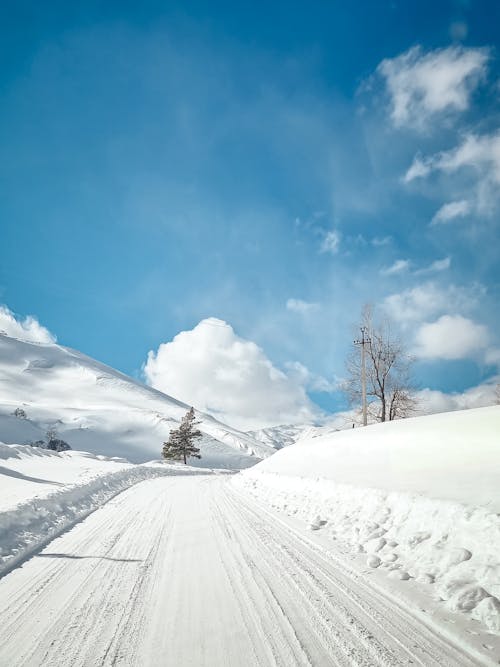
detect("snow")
[0,333,273,467]
[0,475,490,666]
[0,441,215,578]
[235,406,500,636]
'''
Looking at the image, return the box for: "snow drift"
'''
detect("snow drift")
[235,406,500,634]
[0,333,274,467]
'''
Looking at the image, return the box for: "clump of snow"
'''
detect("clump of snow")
[234,406,500,635]
[473,597,500,633]
[367,555,382,568]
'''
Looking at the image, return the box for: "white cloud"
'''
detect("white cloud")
[431,200,471,225]
[0,305,55,344]
[143,318,320,430]
[383,281,484,324]
[405,131,500,213]
[416,381,498,415]
[415,256,451,274]
[414,314,489,360]
[372,235,392,246]
[284,361,337,393]
[380,259,410,276]
[377,45,489,129]
[320,229,341,254]
[286,298,319,315]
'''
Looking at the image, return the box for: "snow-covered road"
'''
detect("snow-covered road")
[0,475,487,666]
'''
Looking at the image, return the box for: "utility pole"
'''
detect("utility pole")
[354,326,370,426]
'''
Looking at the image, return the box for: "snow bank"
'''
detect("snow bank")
[235,406,500,634]
[0,443,212,578]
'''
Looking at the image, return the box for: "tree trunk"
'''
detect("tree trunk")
[380,395,386,422]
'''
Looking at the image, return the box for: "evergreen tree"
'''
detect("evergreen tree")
[162,407,202,464]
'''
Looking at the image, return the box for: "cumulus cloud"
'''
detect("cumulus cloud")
[377,45,489,129]
[0,305,55,344]
[383,282,484,324]
[431,200,471,225]
[414,314,489,360]
[286,298,319,315]
[380,259,410,276]
[405,131,500,213]
[320,230,341,254]
[143,318,320,430]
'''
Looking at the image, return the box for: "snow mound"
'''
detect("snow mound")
[235,406,500,635]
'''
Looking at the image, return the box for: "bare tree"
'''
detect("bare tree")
[344,304,417,423]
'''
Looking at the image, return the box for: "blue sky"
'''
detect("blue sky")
[1,1,499,427]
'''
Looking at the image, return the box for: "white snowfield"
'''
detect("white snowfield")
[0,332,274,467]
[235,406,500,642]
[0,474,494,666]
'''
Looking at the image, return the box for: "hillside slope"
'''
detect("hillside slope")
[0,333,273,467]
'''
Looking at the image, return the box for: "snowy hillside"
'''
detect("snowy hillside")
[0,333,274,467]
[236,406,500,635]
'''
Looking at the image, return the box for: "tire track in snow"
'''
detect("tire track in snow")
[0,475,491,666]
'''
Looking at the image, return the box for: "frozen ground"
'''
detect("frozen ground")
[0,332,273,466]
[235,406,500,644]
[0,474,492,667]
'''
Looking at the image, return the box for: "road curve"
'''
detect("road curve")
[0,475,488,666]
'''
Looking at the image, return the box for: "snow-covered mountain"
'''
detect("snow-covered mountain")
[246,411,357,449]
[0,333,274,467]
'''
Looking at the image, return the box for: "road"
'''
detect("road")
[0,475,487,666]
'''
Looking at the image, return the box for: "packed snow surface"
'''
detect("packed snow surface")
[235,406,500,637]
[0,475,491,666]
[0,442,214,577]
[0,333,273,466]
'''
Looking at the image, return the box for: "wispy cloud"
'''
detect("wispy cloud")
[320,230,341,254]
[372,235,392,246]
[431,200,471,225]
[415,256,451,275]
[380,259,410,276]
[404,131,500,213]
[286,298,320,315]
[382,281,485,324]
[377,45,489,130]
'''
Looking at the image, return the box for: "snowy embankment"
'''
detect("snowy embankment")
[0,442,212,578]
[234,406,500,634]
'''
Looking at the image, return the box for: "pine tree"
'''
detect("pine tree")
[162,407,203,464]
